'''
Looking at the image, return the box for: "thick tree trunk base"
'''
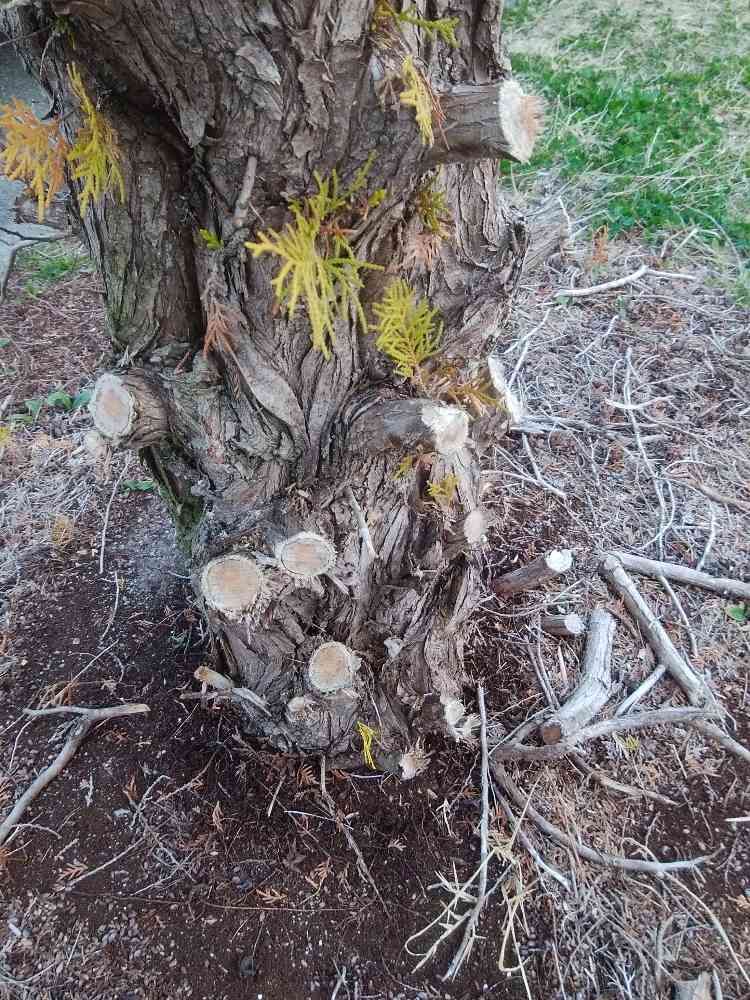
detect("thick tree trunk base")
[8,0,536,772]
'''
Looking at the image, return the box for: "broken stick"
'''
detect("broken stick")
[615,664,667,716]
[490,758,708,874]
[691,721,750,765]
[541,612,586,638]
[493,549,573,597]
[493,707,715,763]
[599,554,707,705]
[612,551,750,602]
[0,703,149,848]
[540,608,615,745]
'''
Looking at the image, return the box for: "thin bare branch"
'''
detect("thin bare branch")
[0,704,149,847]
[492,707,717,762]
[490,760,708,874]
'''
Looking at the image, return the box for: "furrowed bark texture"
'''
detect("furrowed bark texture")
[7,0,532,767]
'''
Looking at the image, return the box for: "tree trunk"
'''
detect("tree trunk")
[6,0,537,771]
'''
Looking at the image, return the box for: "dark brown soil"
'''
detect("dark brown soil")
[3,489,748,997]
[0,494,533,1000]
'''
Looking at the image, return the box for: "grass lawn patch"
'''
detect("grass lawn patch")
[506,0,750,256]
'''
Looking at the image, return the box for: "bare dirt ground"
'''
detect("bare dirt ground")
[1,198,749,1000]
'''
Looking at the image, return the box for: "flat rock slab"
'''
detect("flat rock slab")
[0,222,69,301]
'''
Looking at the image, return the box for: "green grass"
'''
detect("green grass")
[18,244,87,294]
[506,1,750,255]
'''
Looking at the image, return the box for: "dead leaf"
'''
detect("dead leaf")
[304,858,332,889]
[123,773,138,803]
[255,886,288,905]
[296,763,315,787]
[59,862,88,881]
[212,800,225,833]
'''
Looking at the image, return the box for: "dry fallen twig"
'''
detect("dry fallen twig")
[611,551,750,602]
[686,480,750,515]
[555,263,649,298]
[695,505,717,573]
[0,703,149,847]
[99,455,131,575]
[490,759,708,874]
[492,707,717,762]
[599,554,708,704]
[622,348,670,556]
[405,687,510,978]
[442,685,490,980]
[690,721,750,765]
[541,608,615,744]
[541,612,586,638]
[494,793,571,892]
[318,762,386,910]
[521,433,567,501]
[345,485,379,560]
[615,664,667,716]
[572,754,678,807]
[657,574,699,659]
[554,264,696,300]
[662,874,750,990]
[493,549,573,597]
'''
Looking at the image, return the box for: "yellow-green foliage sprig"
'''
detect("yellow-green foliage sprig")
[0,66,123,222]
[67,64,125,214]
[372,278,443,379]
[416,183,451,237]
[427,472,459,507]
[245,164,384,358]
[198,228,224,251]
[356,721,378,770]
[400,56,436,147]
[374,1,459,47]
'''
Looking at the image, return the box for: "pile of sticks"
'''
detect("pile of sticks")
[418,549,749,983]
[486,546,750,880]
[490,548,750,770]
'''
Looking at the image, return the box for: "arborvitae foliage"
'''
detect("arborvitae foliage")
[373,281,503,418]
[394,454,415,479]
[426,472,459,508]
[415,182,451,237]
[355,721,378,769]
[246,165,384,358]
[66,65,125,214]
[373,2,459,47]
[0,66,124,220]
[427,363,501,416]
[198,228,224,251]
[0,100,69,222]
[372,279,443,378]
[399,56,437,147]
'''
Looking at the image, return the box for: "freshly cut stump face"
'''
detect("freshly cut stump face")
[90,374,134,441]
[462,509,488,545]
[201,554,263,617]
[498,81,543,164]
[308,642,359,695]
[276,532,336,578]
[422,404,469,455]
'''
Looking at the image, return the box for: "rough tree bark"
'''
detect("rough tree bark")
[5,0,539,772]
